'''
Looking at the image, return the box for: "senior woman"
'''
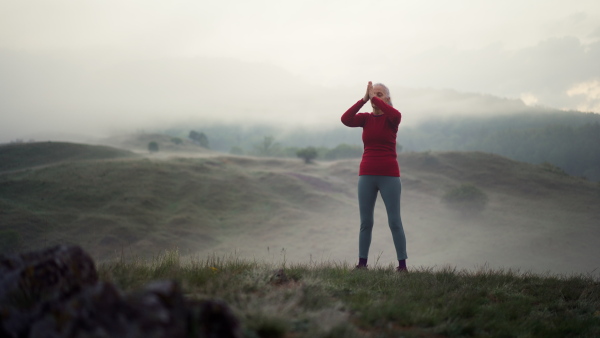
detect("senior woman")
[341,81,407,272]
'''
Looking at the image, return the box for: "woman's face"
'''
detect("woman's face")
[372,85,391,105]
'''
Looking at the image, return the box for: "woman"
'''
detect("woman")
[341,81,407,272]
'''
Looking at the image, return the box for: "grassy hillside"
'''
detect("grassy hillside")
[0,142,349,260]
[0,141,137,172]
[99,250,600,337]
[1,141,599,277]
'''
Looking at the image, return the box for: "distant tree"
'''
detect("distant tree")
[171,137,183,145]
[442,184,488,215]
[148,141,159,153]
[188,130,210,148]
[254,136,281,157]
[296,147,318,164]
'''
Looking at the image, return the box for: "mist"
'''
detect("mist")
[2,1,600,143]
[1,48,588,144]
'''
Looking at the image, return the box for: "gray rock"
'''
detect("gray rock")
[0,245,241,338]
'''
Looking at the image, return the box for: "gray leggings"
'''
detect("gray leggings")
[358,175,407,260]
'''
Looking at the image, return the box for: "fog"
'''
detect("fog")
[1,0,599,142]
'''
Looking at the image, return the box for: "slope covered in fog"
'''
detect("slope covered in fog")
[1,141,598,276]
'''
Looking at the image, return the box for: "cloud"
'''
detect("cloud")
[520,93,539,106]
[386,36,600,112]
[0,48,548,143]
[0,49,355,142]
[567,79,600,112]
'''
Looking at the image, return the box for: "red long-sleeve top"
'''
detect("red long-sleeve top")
[341,97,401,177]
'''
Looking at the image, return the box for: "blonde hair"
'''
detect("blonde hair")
[373,83,393,106]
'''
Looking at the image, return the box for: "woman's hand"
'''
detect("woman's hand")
[363,81,373,102]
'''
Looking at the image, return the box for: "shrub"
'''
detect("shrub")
[189,130,210,148]
[296,147,318,164]
[442,184,488,215]
[170,137,182,145]
[148,141,159,153]
[253,136,281,157]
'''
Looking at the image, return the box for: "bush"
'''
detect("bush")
[253,136,281,157]
[296,147,318,164]
[148,141,159,153]
[189,130,210,148]
[442,184,488,215]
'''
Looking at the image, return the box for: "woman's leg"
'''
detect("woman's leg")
[358,175,379,260]
[378,176,407,260]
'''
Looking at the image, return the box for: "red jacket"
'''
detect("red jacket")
[341,97,401,177]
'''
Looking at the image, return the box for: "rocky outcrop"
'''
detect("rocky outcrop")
[0,245,240,338]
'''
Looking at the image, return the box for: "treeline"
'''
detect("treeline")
[399,112,600,181]
[163,110,600,181]
[229,135,365,161]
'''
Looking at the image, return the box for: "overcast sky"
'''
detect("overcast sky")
[1,0,599,142]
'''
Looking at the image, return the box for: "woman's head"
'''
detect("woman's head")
[372,83,393,107]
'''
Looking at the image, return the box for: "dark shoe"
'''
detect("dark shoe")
[396,266,408,273]
[354,265,368,271]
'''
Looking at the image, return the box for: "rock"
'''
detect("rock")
[0,245,98,337]
[0,245,98,307]
[0,245,241,338]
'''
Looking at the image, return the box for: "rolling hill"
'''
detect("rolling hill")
[0,141,137,172]
[1,141,598,276]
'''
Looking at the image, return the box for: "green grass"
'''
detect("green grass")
[2,141,599,275]
[0,151,336,258]
[0,141,137,172]
[99,250,600,338]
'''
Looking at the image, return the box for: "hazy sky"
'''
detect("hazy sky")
[1,0,600,141]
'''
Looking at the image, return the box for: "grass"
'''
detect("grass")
[2,141,599,275]
[0,141,137,172]
[99,250,600,337]
[0,149,338,258]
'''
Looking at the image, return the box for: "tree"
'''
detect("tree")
[442,184,488,215]
[171,137,183,145]
[188,130,210,148]
[254,136,281,157]
[148,141,159,153]
[296,147,318,164]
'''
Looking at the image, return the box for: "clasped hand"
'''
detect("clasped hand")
[363,81,375,102]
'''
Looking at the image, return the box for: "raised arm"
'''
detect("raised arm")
[371,97,401,126]
[341,99,368,127]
